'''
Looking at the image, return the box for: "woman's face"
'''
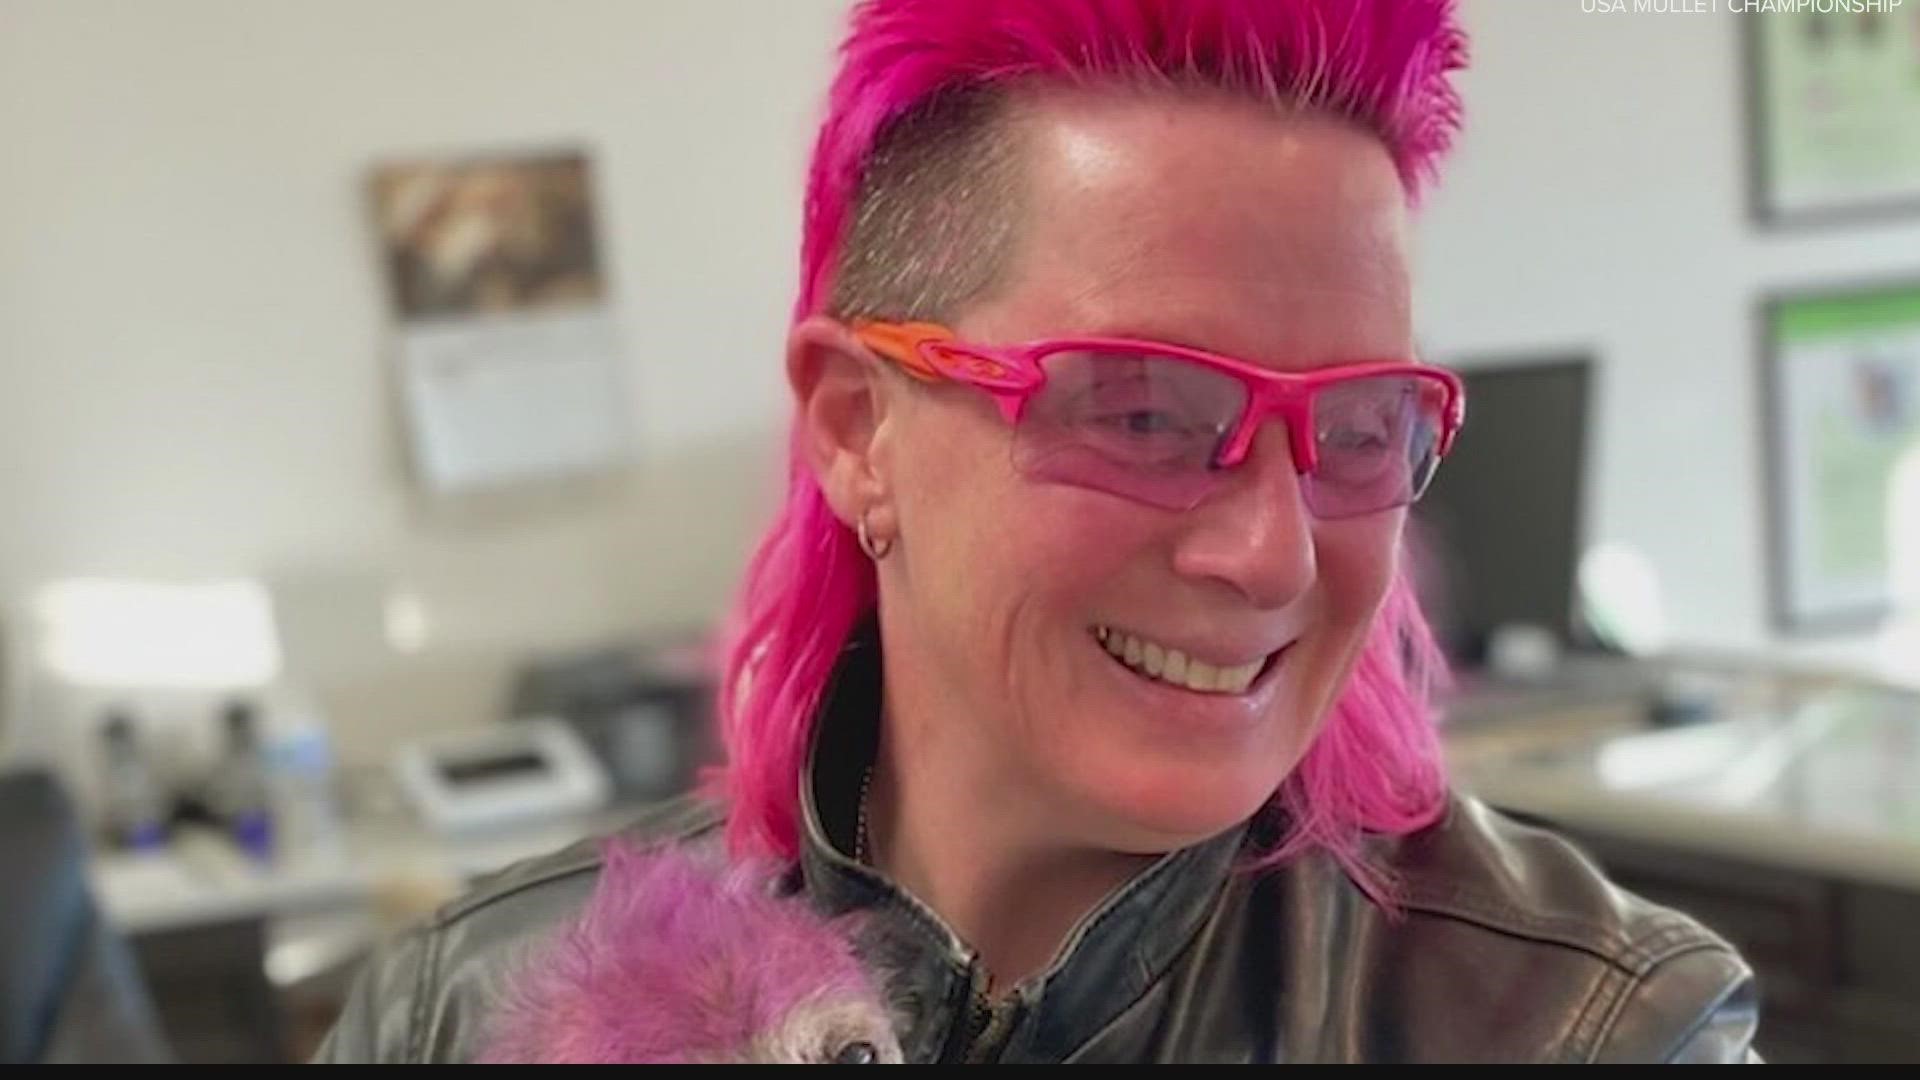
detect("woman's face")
[876,89,1412,852]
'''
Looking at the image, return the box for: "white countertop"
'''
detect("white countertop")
[91,804,640,938]
[1446,681,1920,892]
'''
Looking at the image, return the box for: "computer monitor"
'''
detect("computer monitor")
[1412,355,1594,670]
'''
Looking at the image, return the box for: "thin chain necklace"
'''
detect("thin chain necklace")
[854,761,877,866]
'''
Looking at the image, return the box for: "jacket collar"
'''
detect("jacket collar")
[795,616,1249,1063]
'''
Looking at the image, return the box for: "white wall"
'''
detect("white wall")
[1417,0,1920,673]
[0,0,848,761]
[3,1,1914,766]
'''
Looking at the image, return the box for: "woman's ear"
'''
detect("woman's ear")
[787,315,900,529]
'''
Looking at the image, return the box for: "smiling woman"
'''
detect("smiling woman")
[316,0,1762,1063]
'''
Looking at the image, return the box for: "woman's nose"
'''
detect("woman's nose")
[1170,424,1317,609]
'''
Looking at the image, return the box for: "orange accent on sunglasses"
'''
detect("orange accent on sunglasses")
[850,320,954,382]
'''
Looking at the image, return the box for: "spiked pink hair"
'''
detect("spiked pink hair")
[713,0,1469,893]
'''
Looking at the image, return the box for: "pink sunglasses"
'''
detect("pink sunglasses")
[852,320,1466,519]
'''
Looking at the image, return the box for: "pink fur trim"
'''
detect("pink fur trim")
[479,842,887,1063]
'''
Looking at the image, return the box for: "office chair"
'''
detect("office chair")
[0,767,171,1063]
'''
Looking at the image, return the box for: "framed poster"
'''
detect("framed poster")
[1743,6,1920,227]
[1760,279,1920,632]
[369,148,633,495]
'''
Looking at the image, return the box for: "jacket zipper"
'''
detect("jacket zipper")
[939,968,1021,1063]
[965,993,1020,1064]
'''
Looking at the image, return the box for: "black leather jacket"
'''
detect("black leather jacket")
[316,635,1761,1063]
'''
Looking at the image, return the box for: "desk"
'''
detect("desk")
[89,804,643,1062]
[91,806,641,937]
[1446,677,1920,892]
[1445,671,1920,1063]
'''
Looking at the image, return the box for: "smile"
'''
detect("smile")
[1090,625,1279,696]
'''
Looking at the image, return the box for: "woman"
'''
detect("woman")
[319,0,1759,1062]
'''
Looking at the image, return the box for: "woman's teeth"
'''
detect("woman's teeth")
[1093,625,1266,695]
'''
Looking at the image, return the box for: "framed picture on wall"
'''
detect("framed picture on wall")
[368,146,633,496]
[1743,7,1920,227]
[1759,279,1920,633]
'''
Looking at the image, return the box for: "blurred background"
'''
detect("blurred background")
[1,0,1916,1064]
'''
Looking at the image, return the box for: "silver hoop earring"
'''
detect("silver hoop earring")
[857,512,894,561]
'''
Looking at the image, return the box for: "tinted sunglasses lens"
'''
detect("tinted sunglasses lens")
[1012,350,1247,509]
[1303,374,1447,518]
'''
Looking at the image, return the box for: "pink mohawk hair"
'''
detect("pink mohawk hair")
[795,0,1468,319]
[712,0,1469,898]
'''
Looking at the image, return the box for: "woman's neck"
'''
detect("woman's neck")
[861,724,1159,993]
